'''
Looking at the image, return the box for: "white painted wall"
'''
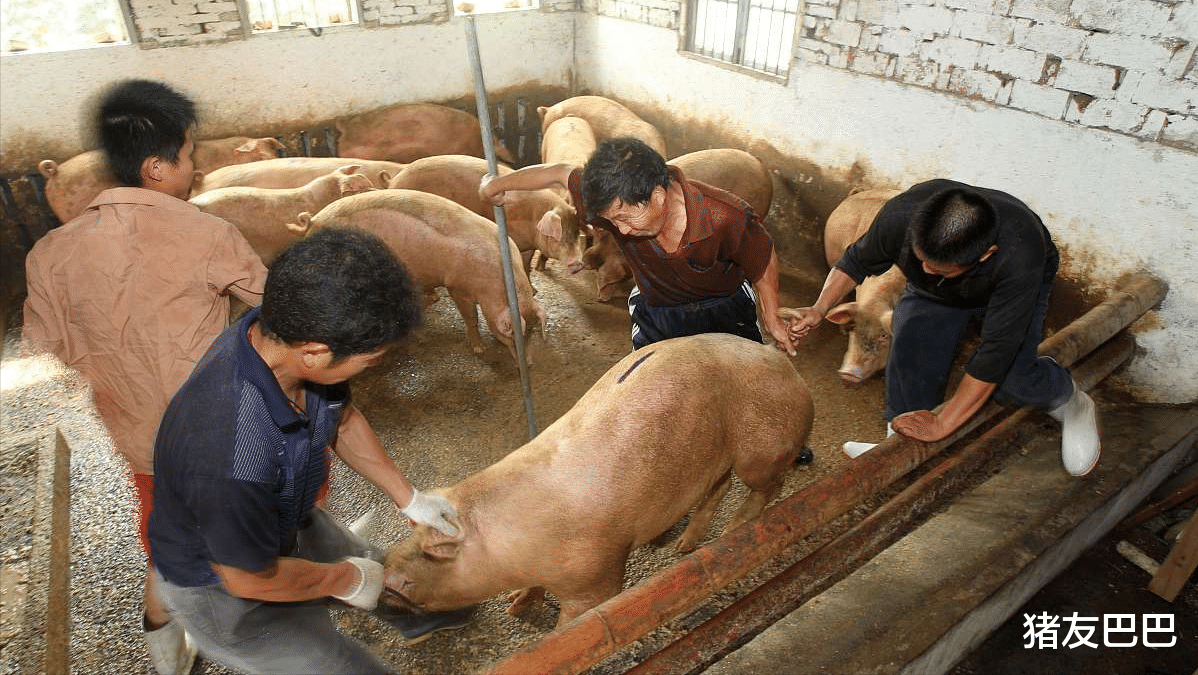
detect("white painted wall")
[576,17,1198,404]
[0,12,574,162]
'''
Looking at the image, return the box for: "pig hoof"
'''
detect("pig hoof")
[674,536,700,555]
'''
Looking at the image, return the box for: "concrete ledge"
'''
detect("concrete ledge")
[705,404,1198,675]
[0,428,71,675]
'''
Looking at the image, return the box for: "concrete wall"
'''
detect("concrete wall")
[2,0,1196,403]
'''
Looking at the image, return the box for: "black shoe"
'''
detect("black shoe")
[375,605,474,645]
[795,447,814,466]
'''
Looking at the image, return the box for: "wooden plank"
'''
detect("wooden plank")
[1147,512,1198,602]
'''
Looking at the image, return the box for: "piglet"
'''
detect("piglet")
[302,189,546,362]
[189,166,373,264]
[381,332,814,628]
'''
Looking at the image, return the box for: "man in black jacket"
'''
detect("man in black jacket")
[782,179,1100,476]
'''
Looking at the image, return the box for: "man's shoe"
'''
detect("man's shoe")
[376,605,474,646]
[1049,381,1101,476]
[145,617,197,675]
[842,423,894,459]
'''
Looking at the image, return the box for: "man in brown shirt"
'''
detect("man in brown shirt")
[22,79,267,675]
[481,138,795,355]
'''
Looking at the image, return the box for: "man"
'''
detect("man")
[22,79,268,673]
[149,227,471,675]
[480,137,795,355]
[781,179,1100,476]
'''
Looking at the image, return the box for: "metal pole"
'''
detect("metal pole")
[463,15,539,439]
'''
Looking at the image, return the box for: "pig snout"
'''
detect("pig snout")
[837,364,868,385]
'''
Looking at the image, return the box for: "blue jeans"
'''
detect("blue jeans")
[884,281,1072,421]
[628,281,763,350]
[155,508,391,675]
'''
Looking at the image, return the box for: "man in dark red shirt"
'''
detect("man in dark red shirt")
[481,138,794,355]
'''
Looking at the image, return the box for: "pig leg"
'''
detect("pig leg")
[552,567,626,629]
[675,470,734,554]
[725,450,794,534]
[505,586,545,616]
[448,291,486,354]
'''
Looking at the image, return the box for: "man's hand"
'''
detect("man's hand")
[479,174,506,206]
[332,556,384,611]
[401,489,462,537]
[778,307,823,341]
[891,410,951,442]
[763,317,797,357]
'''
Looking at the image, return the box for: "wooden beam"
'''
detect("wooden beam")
[1148,513,1198,602]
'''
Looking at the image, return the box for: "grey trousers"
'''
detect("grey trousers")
[155,508,391,675]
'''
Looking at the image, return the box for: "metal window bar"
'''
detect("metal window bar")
[687,0,798,76]
[248,0,357,31]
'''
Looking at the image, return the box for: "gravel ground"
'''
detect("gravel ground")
[0,261,936,675]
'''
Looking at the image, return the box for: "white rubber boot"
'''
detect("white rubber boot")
[145,618,197,675]
[843,423,895,459]
[1048,380,1101,476]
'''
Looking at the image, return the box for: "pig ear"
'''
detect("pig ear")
[338,164,362,175]
[496,311,514,339]
[536,210,563,241]
[378,170,394,186]
[266,137,286,151]
[536,105,549,121]
[825,302,858,325]
[421,527,463,561]
[38,160,59,179]
[234,141,255,153]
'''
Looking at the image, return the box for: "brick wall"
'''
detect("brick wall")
[796,0,1197,151]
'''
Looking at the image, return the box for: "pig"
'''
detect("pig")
[301,189,547,361]
[37,136,283,224]
[537,96,668,158]
[334,103,516,165]
[581,227,633,302]
[578,149,774,302]
[380,332,814,629]
[540,115,599,203]
[191,156,404,195]
[817,187,905,384]
[385,155,584,274]
[189,166,373,265]
[668,148,773,218]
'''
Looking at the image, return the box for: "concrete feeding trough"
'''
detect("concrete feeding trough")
[0,427,70,675]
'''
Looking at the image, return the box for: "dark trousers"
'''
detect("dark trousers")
[884,280,1072,421]
[628,281,763,350]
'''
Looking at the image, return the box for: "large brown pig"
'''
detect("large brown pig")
[537,95,668,158]
[380,332,814,628]
[302,189,546,362]
[579,149,773,302]
[820,187,905,384]
[334,103,515,165]
[668,148,773,218]
[37,136,283,224]
[191,156,404,195]
[385,155,584,273]
[189,166,373,265]
[540,115,599,204]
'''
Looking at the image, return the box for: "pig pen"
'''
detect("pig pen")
[1,246,1108,675]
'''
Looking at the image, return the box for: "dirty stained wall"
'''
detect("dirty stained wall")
[1,0,1196,403]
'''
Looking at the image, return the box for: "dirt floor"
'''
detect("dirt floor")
[2,256,1195,675]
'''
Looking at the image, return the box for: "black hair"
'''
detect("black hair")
[97,79,197,186]
[910,187,999,265]
[260,227,421,358]
[581,137,669,218]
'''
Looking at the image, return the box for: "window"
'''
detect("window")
[684,0,800,77]
[454,0,539,17]
[246,0,359,32]
[1,0,130,54]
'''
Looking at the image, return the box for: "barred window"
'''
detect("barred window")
[246,0,359,33]
[454,0,539,16]
[1,0,130,54]
[684,0,800,77]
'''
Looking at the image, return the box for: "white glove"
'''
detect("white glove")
[333,556,384,611]
[401,489,461,537]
